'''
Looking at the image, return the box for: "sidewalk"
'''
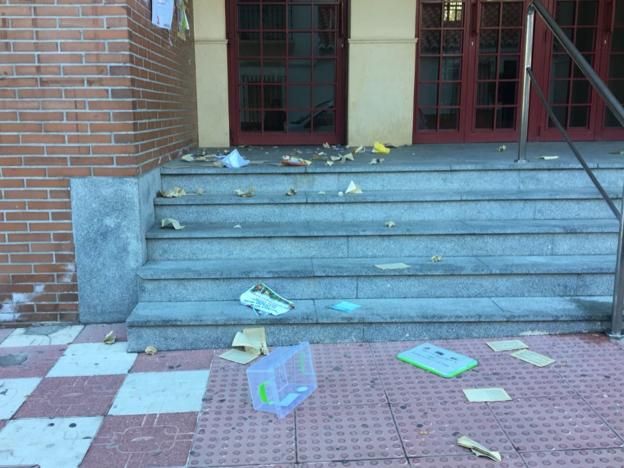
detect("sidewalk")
[0,324,623,467]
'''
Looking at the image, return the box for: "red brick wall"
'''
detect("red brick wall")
[0,0,198,325]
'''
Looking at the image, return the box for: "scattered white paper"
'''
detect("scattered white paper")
[487,339,528,352]
[345,180,362,194]
[375,262,410,270]
[463,387,511,402]
[151,0,174,29]
[511,349,555,367]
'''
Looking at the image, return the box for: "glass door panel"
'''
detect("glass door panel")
[605,0,624,128]
[229,0,346,145]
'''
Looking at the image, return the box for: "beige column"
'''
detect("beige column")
[193,0,230,147]
[347,0,417,146]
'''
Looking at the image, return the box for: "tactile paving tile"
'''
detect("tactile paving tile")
[581,392,624,440]
[302,459,409,467]
[410,452,527,467]
[296,404,404,463]
[200,354,252,410]
[0,345,66,378]
[188,405,296,466]
[15,375,124,418]
[81,412,196,468]
[490,396,624,452]
[392,401,513,458]
[131,349,214,373]
[306,343,386,407]
[522,448,624,467]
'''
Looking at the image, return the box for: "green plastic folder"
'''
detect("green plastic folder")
[396,343,478,378]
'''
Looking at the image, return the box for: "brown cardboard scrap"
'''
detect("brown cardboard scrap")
[457,436,502,462]
[159,186,186,198]
[220,327,268,364]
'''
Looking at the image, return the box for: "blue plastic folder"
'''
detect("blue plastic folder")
[397,343,478,378]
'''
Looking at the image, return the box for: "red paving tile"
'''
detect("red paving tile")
[296,404,404,463]
[521,448,624,467]
[80,412,196,468]
[410,453,526,467]
[392,400,514,458]
[200,355,253,410]
[490,396,624,452]
[303,460,409,467]
[0,345,65,378]
[73,323,128,343]
[188,406,296,466]
[15,375,124,418]
[131,348,214,373]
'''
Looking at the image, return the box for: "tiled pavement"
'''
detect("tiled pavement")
[0,325,623,467]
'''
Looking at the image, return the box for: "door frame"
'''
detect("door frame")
[225,0,349,146]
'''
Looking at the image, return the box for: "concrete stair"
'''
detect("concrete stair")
[126,149,622,351]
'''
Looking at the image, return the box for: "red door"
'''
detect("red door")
[414,0,528,143]
[227,0,347,146]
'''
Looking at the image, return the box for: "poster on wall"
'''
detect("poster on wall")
[151,0,174,29]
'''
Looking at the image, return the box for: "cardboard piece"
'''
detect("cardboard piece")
[375,262,410,270]
[457,436,502,462]
[330,301,361,312]
[487,339,528,352]
[159,186,186,198]
[511,349,555,367]
[220,327,268,364]
[463,387,511,403]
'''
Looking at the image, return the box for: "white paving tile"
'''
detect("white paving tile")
[108,370,210,415]
[0,416,101,468]
[47,342,137,377]
[0,325,83,347]
[0,378,41,419]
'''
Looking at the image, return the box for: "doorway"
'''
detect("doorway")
[413,0,624,143]
[227,0,347,146]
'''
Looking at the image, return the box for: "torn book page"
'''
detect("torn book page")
[511,349,555,367]
[375,262,410,270]
[487,339,528,352]
[240,283,294,316]
[463,387,511,403]
[457,436,502,462]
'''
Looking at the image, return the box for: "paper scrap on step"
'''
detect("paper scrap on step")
[103,331,116,345]
[220,149,250,169]
[496,144,507,152]
[282,155,311,166]
[609,149,624,155]
[353,146,365,154]
[220,327,268,364]
[431,255,443,263]
[285,187,297,196]
[240,283,295,316]
[463,387,511,403]
[330,301,361,312]
[370,158,384,165]
[234,187,255,198]
[385,220,396,228]
[323,142,331,149]
[345,180,362,195]
[511,349,555,367]
[331,153,354,164]
[159,186,186,198]
[181,154,195,162]
[144,345,158,355]
[375,262,410,270]
[372,141,391,155]
[487,339,528,352]
[151,0,174,29]
[161,218,184,230]
[457,436,502,462]
[539,155,559,160]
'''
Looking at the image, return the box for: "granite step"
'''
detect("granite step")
[146,218,618,260]
[125,295,612,351]
[137,254,615,301]
[153,188,622,223]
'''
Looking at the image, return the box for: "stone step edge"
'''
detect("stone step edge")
[126,296,611,328]
[153,187,622,206]
[146,219,619,240]
[137,255,616,280]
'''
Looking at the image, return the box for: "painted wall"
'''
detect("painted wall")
[347,0,417,146]
[193,0,230,147]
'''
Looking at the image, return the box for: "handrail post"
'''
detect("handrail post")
[516,5,535,164]
[609,183,624,339]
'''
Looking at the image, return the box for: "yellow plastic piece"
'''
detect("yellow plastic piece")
[373,141,391,155]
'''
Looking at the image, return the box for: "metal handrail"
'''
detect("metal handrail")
[516,0,624,338]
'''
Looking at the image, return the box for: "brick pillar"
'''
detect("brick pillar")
[0,0,198,325]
